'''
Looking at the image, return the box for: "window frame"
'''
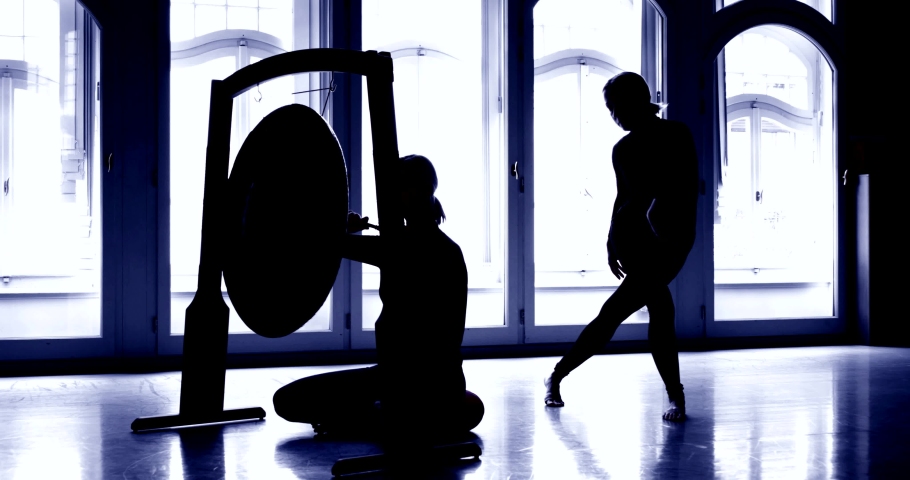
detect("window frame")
[703,0,847,337]
[522,0,666,344]
[0,2,113,359]
[351,0,513,349]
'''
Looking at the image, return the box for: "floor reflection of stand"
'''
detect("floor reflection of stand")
[331,442,482,477]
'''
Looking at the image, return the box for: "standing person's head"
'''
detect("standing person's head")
[603,72,662,131]
[399,154,446,226]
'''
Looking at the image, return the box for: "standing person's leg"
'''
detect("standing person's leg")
[645,282,685,421]
[273,365,381,434]
[545,275,651,407]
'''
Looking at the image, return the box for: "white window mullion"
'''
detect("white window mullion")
[751,104,761,210]
[750,105,761,269]
[236,42,250,140]
[1,73,13,276]
[481,0,495,266]
[292,0,313,108]
[1,74,12,210]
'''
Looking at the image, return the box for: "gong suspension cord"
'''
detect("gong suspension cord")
[290,71,337,117]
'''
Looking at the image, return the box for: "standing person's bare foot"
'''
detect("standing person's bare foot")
[662,384,686,422]
[544,374,565,407]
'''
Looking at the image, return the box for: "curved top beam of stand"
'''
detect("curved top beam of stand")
[219,48,393,98]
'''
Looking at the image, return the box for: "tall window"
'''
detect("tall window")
[0,0,101,339]
[532,0,663,326]
[714,26,835,319]
[169,0,328,335]
[361,0,506,330]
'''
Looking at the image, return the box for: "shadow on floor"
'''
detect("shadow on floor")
[276,431,485,479]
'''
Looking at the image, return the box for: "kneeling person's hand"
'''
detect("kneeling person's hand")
[347,211,371,233]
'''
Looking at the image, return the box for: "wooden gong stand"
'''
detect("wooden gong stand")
[129,48,480,476]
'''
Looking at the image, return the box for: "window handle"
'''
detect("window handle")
[3,178,8,196]
[106,153,113,172]
[842,169,848,186]
[511,162,524,193]
[755,190,763,203]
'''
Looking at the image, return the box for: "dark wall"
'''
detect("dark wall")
[840,3,901,346]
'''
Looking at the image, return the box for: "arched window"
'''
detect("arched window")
[360,0,506,333]
[169,0,327,335]
[0,0,102,339]
[714,25,835,320]
[532,0,665,327]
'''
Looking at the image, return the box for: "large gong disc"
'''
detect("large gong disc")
[223,103,348,338]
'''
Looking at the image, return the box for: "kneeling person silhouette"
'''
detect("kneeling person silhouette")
[273,155,483,454]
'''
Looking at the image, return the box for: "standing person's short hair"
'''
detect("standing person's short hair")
[603,72,662,116]
[400,154,446,225]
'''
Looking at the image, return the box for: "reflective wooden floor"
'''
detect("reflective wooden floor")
[1,346,908,479]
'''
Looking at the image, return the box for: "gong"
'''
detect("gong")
[223,103,349,338]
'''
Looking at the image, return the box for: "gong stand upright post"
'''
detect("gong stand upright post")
[131,49,399,432]
[365,56,403,242]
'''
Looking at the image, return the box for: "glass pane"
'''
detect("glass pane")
[715,117,754,270]
[714,26,835,320]
[258,6,292,46]
[195,5,227,37]
[0,0,24,37]
[170,4,196,43]
[171,1,293,45]
[533,0,641,70]
[226,6,258,32]
[533,1,649,326]
[362,0,480,62]
[0,36,24,61]
[361,0,505,330]
[0,3,102,339]
[24,0,57,38]
[723,29,810,110]
[533,68,648,326]
[722,0,832,22]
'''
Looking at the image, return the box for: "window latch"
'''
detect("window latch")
[511,162,519,179]
[755,190,763,203]
[3,178,8,196]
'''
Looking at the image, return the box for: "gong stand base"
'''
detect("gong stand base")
[131,407,266,432]
[331,441,482,477]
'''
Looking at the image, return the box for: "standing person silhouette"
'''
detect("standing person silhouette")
[273,154,483,455]
[543,72,698,422]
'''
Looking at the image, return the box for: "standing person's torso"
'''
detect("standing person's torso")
[610,119,699,260]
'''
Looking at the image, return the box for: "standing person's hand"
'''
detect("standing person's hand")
[607,242,625,280]
[347,211,371,233]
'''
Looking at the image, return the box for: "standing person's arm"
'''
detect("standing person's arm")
[607,147,627,280]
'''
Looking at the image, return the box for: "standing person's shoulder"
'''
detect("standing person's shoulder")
[612,132,633,165]
[659,119,695,141]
